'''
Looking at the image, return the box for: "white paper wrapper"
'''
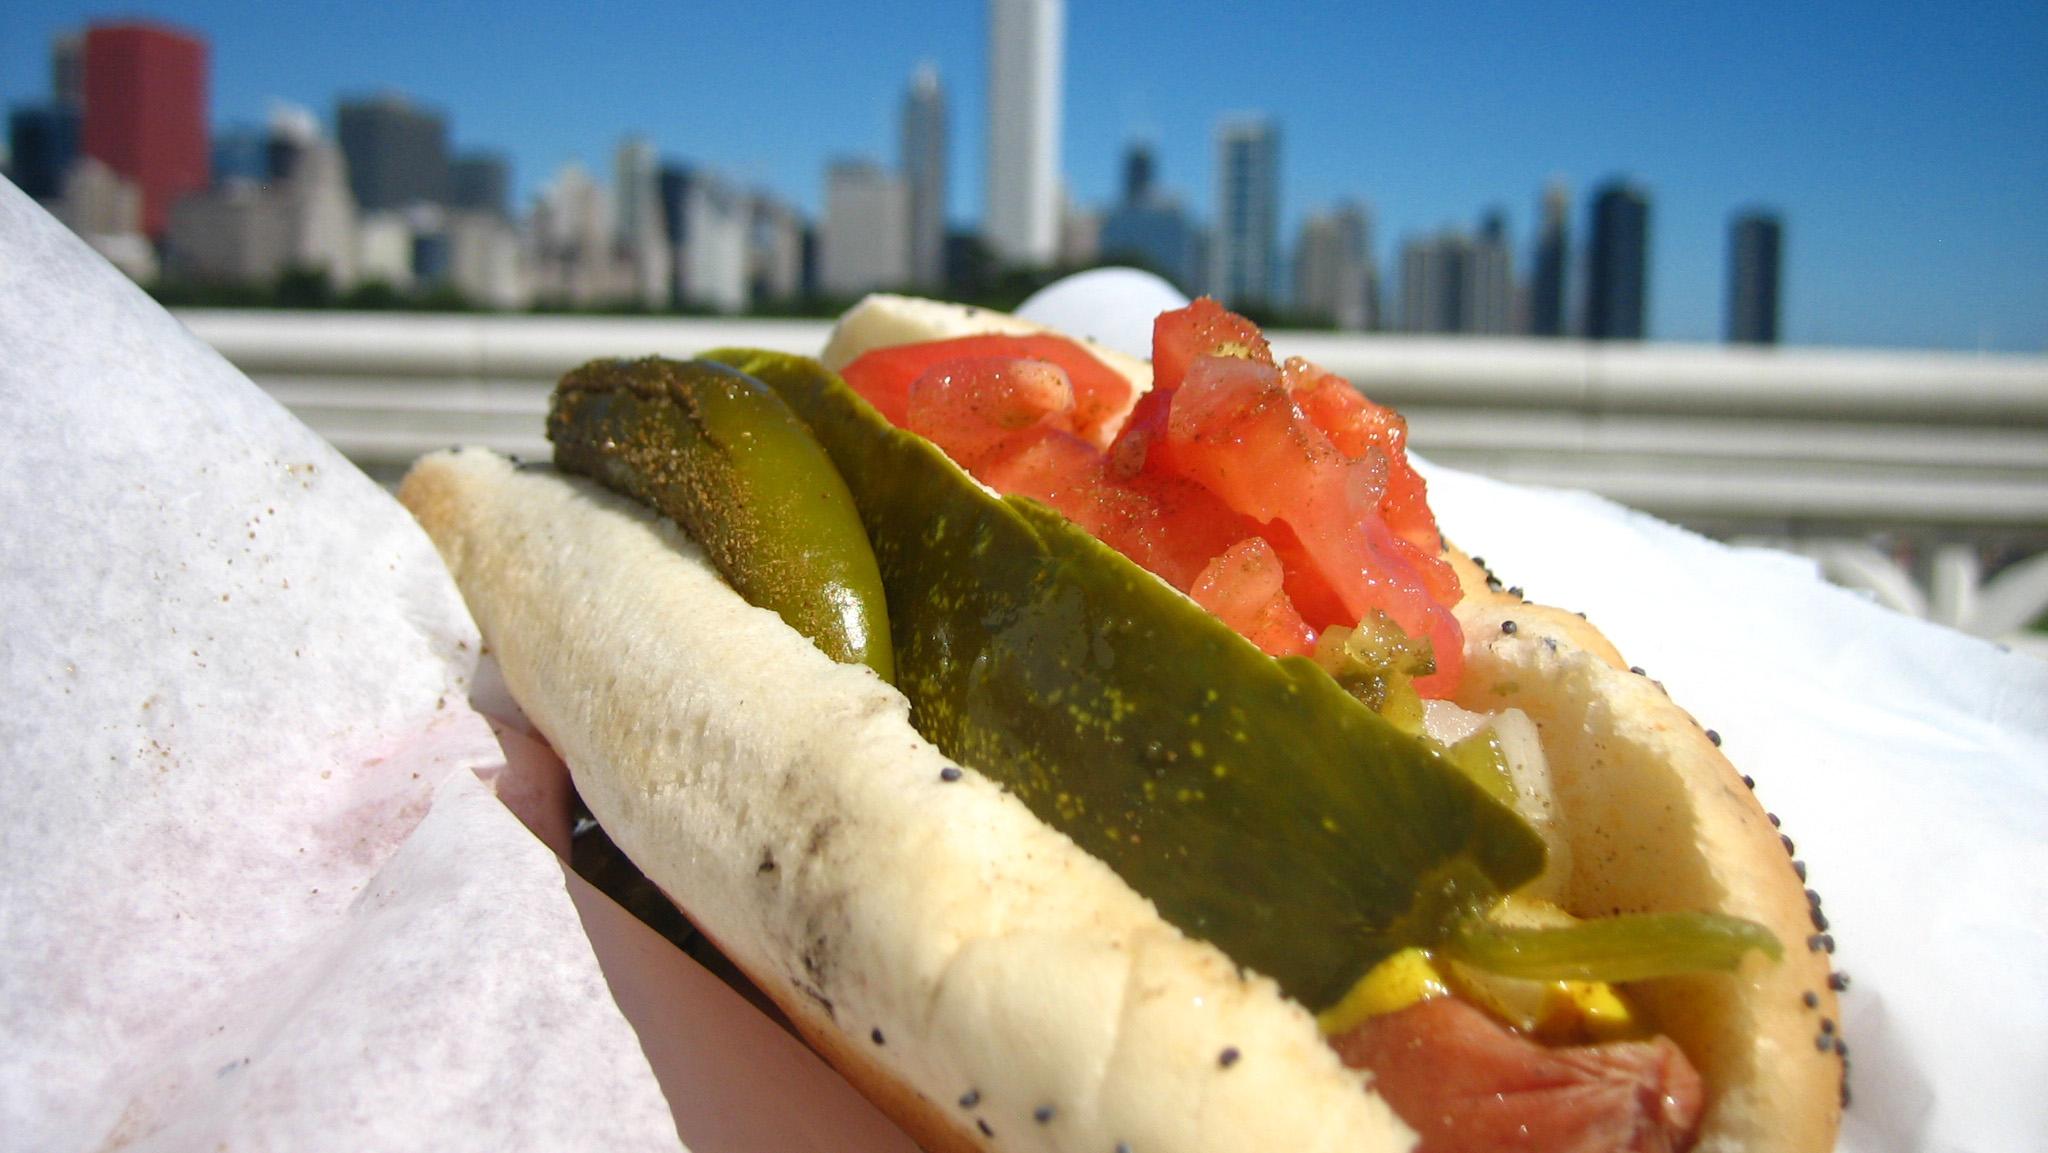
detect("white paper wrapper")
[1023,272,2048,1152]
[0,181,917,1151]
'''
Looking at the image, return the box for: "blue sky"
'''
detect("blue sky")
[6,1,2045,351]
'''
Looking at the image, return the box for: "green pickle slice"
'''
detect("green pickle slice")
[550,357,894,682]
[708,349,1549,1010]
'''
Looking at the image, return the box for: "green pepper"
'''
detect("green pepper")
[707,348,1548,1010]
[1445,911,1784,982]
[549,357,893,682]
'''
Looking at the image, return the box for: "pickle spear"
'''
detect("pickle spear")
[549,357,893,682]
[708,348,1547,1011]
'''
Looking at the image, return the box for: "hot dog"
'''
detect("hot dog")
[398,295,1843,1152]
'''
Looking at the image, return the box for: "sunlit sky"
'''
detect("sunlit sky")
[6,1,2045,351]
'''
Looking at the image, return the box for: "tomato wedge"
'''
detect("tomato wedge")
[1151,295,1272,392]
[905,357,1074,471]
[840,333,1136,447]
[1190,538,1317,657]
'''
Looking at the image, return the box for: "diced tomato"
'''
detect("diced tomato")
[1262,521,1352,631]
[1152,296,1272,393]
[1162,355,1464,691]
[1288,359,1440,547]
[1105,386,1175,480]
[1167,355,1353,523]
[1121,469,1264,590]
[1190,538,1317,657]
[1330,998,1704,1153]
[839,299,1467,695]
[905,357,1074,471]
[977,425,1104,521]
[839,334,1135,446]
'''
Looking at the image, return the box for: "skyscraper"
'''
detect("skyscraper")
[1466,209,1513,335]
[1122,143,1155,204]
[1584,179,1651,340]
[1212,117,1281,307]
[450,153,510,218]
[1727,211,1783,345]
[1293,201,1376,331]
[336,94,450,213]
[822,160,909,296]
[901,64,948,291]
[656,164,747,312]
[747,194,806,304]
[7,106,81,201]
[81,22,209,239]
[52,34,85,113]
[1527,182,1570,336]
[614,137,661,248]
[1099,140,1203,292]
[1400,232,1469,334]
[985,0,1062,267]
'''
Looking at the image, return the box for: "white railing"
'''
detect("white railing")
[177,309,2048,651]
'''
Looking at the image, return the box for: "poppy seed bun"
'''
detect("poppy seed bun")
[401,448,1411,1153]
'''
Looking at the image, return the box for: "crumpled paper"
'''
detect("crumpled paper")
[0,180,917,1151]
[1025,269,2048,1153]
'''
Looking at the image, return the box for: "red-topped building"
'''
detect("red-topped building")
[82,22,209,240]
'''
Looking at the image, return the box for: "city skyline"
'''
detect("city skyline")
[3,2,2043,351]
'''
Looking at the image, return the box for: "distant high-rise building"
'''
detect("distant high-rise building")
[355,211,417,290]
[901,63,948,290]
[52,33,85,112]
[411,210,454,289]
[1294,201,1377,331]
[1466,208,1514,335]
[1400,232,1469,334]
[656,164,691,282]
[1059,193,1100,267]
[7,105,81,200]
[682,171,748,313]
[657,164,749,313]
[1585,179,1650,340]
[278,138,359,288]
[1122,142,1155,204]
[985,0,1063,267]
[1528,182,1570,336]
[163,122,357,292]
[614,136,661,248]
[748,194,806,305]
[1099,140,1203,293]
[265,102,320,182]
[164,181,290,285]
[531,162,618,306]
[612,137,669,307]
[81,22,209,239]
[446,209,529,309]
[1727,211,1783,345]
[450,152,509,218]
[1211,117,1281,307]
[336,94,450,212]
[822,159,909,296]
